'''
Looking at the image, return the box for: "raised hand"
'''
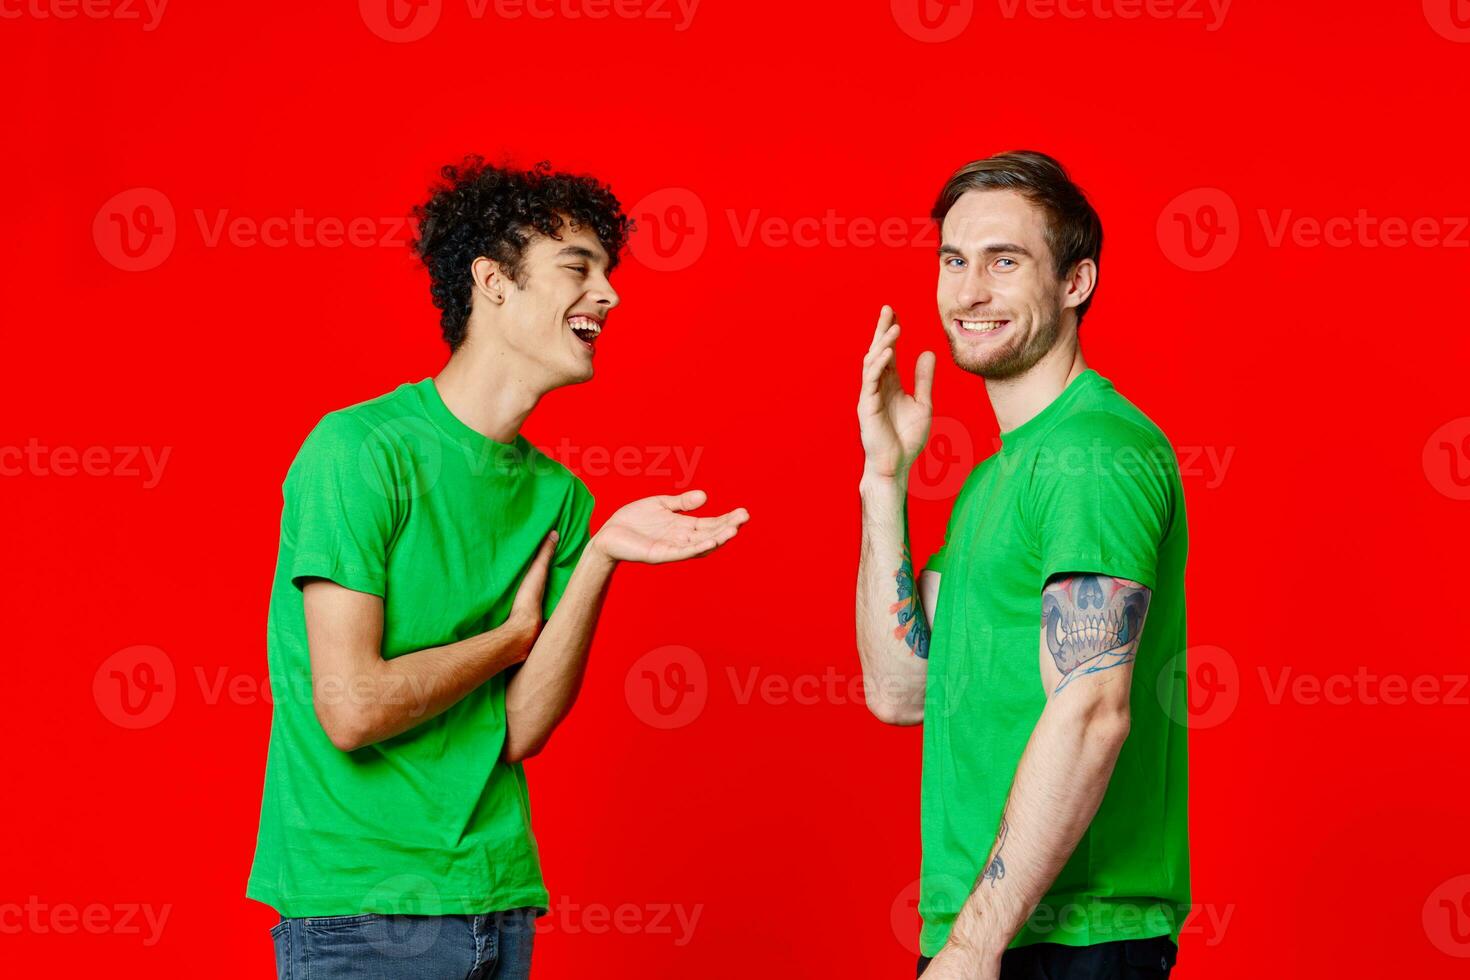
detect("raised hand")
[590,490,749,564]
[507,529,559,640]
[857,305,935,483]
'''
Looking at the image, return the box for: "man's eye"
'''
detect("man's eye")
[994,258,1017,270]
[567,265,589,276]
[944,257,965,269]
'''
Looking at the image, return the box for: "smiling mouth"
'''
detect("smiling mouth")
[568,314,603,350]
[955,318,1010,336]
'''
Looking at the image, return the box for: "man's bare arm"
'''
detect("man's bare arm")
[857,477,937,724]
[503,490,747,762]
[923,573,1152,978]
[302,532,557,752]
[855,305,938,725]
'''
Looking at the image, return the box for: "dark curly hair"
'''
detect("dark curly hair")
[410,157,632,351]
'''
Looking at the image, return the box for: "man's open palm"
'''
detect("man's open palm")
[593,490,749,564]
[858,305,935,480]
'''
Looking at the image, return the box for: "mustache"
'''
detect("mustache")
[946,313,1014,323]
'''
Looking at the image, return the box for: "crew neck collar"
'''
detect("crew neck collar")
[415,377,528,459]
[998,368,1103,451]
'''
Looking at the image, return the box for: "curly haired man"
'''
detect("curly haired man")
[246,159,748,979]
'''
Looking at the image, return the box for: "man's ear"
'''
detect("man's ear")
[1060,258,1097,314]
[470,256,509,306]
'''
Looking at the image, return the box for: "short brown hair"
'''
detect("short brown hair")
[931,150,1103,325]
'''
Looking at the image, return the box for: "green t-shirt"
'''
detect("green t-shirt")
[918,369,1190,956]
[246,377,594,918]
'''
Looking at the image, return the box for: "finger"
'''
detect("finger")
[514,529,558,606]
[869,305,895,346]
[666,525,742,561]
[657,489,708,512]
[865,313,900,360]
[914,350,937,407]
[689,507,750,533]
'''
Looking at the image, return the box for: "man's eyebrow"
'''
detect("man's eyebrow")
[936,242,1035,258]
[556,244,606,263]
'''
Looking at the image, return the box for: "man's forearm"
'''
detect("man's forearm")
[856,472,928,724]
[503,542,618,761]
[327,619,536,751]
[946,698,1130,963]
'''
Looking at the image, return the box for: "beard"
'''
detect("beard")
[946,306,1062,380]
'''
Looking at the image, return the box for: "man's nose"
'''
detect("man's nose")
[592,277,620,310]
[956,269,992,309]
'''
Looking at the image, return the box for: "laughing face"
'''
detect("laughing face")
[497,219,620,387]
[935,189,1083,380]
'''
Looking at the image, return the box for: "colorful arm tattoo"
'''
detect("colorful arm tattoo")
[1042,574,1151,693]
[891,539,931,660]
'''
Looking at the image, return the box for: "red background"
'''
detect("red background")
[6,1,1470,976]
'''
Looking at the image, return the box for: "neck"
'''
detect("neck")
[984,337,1089,434]
[433,329,546,444]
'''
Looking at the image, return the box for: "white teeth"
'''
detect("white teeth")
[567,316,602,338]
[958,319,1006,333]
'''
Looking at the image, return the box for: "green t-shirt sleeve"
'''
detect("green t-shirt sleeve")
[1026,412,1174,592]
[924,517,951,575]
[544,476,595,616]
[285,413,397,597]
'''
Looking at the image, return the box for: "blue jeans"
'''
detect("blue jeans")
[270,908,537,979]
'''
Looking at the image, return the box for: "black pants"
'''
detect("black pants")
[917,936,1177,979]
